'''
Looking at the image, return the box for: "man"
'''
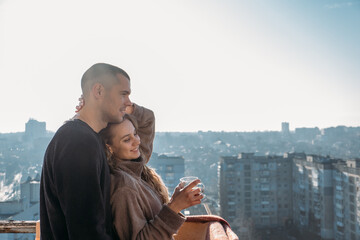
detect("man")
[40,63,132,239]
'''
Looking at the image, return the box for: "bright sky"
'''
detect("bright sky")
[1,0,359,133]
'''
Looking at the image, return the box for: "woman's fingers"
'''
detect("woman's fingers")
[183,179,201,191]
[168,179,205,212]
[178,181,185,189]
[173,182,185,195]
[190,189,204,200]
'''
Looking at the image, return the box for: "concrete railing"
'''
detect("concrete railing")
[0,220,40,240]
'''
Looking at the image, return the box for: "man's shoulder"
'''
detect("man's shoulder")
[55,120,97,140]
[49,120,103,152]
[46,120,105,165]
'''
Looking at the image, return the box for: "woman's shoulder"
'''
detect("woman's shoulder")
[110,169,140,195]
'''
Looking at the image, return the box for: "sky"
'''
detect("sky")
[0,0,359,133]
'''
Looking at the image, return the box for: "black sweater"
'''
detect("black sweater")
[40,119,114,240]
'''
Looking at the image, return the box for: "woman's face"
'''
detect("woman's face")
[109,119,141,160]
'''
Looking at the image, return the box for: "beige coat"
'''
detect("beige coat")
[110,104,185,240]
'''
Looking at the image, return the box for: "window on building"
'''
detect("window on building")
[165,172,175,180]
[228,211,236,217]
[349,176,355,184]
[350,204,355,212]
[166,165,174,172]
[351,233,356,240]
[351,223,355,231]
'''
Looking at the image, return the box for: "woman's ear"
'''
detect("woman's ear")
[106,144,113,154]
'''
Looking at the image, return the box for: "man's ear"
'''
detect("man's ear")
[92,83,104,99]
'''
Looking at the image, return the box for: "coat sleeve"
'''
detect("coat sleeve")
[111,187,185,240]
[131,103,155,163]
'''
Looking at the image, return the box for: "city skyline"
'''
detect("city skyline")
[0,118,358,134]
[1,0,359,133]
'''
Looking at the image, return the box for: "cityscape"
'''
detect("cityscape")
[0,119,359,239]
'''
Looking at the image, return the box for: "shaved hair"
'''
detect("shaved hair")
[81,63,130,96]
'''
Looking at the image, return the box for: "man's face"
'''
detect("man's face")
[101,73,132,123]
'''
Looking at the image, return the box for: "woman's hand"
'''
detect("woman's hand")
[167,179,204,213]
[125,104,134,114]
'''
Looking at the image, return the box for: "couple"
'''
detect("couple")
[40,63,203,239]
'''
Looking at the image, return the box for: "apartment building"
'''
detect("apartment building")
[219,153,293,236]
[220,153,360,240]
[333,159,360,240]
[292,154,336,239]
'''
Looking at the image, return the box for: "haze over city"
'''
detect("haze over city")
[1,0,359,133]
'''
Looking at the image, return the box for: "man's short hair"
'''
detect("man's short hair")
[81,63,130,95]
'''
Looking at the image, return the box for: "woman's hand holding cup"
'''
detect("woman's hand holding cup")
[167,178,204,213]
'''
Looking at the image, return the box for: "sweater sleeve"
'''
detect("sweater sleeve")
[54,133,112,240]
[112,187,185,240]
[131,103,155,163]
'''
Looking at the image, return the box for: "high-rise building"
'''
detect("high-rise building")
[281,122,290,135]
[219,152,360,239]
[25,119,46,139]
[219,153,294,236]
[292,154,336,239]
[333,159,360,240]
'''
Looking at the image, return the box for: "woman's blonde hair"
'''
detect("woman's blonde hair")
[100,115,169,204]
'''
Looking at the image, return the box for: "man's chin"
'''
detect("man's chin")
[108,115,125,124]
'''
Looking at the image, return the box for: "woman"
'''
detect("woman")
[99,104,203,240]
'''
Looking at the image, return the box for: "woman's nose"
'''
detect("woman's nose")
[134,136,140,145]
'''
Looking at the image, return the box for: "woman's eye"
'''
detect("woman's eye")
[124,138,130,142]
